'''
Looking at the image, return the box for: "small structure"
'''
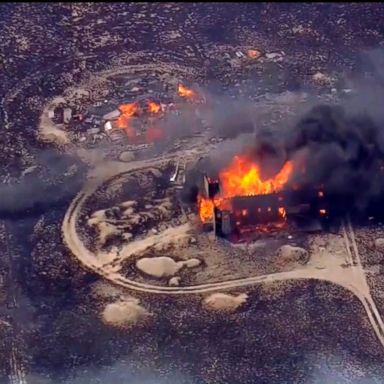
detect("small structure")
[104,121,113,132]
[63,108,72,124]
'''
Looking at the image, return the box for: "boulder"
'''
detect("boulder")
[168,276,181,286]
[136,256,183,278]
[102,299,150,328]
[119,151,135,162]
[184,258,201,268]
[203,293,248,313]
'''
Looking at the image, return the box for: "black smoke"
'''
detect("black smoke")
[185,50,384,217]
[285,103,384,212]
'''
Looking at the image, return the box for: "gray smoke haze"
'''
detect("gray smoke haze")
[0,150,87,216]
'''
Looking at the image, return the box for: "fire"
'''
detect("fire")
[278,207,286,219]
[178,84,195,98]
[116,102,139,137]
[197,194,215,223]
[247,49,261,59]
[147,100,161,114]
[118,102,138,117]
[197,155,293,223]
[219,155,293,198]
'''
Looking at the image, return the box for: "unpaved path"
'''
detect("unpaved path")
[62,155,384,348]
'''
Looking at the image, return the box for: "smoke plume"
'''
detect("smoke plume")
[186,49,384,215]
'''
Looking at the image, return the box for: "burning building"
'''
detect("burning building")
[196,153,328,240]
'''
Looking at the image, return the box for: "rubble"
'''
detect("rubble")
[86,127,100,135]
[102,109,121,120]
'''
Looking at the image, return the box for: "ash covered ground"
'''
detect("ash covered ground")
[2,3,384,384]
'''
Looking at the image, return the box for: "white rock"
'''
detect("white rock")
[168,276,181,286]
[119,151,135,162]
[102,299,150,328]
[203,293,248,313]
[184,258,201,268]
[136,257,183,278]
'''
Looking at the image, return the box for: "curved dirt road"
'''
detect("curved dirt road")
[62,157,384,347]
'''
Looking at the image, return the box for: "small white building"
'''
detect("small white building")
[104,121,113,132]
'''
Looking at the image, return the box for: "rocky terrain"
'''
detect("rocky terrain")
[2,3,384,383]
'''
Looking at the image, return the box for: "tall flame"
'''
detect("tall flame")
[178,84,195,98]
[197,154,293,223]
[219,155,293,198]
[116,102,138,137]
[197,194,215,223]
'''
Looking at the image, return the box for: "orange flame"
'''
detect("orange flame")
[147,100,161,114]
[118,103,138,116]
[219,155,293,198]
[116,103,138,137]
[178,84,195,98]
[197,194,215,223]
[197,154,293,223]
[278,207,287,219]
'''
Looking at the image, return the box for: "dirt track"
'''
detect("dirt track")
[62,154,384,348]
